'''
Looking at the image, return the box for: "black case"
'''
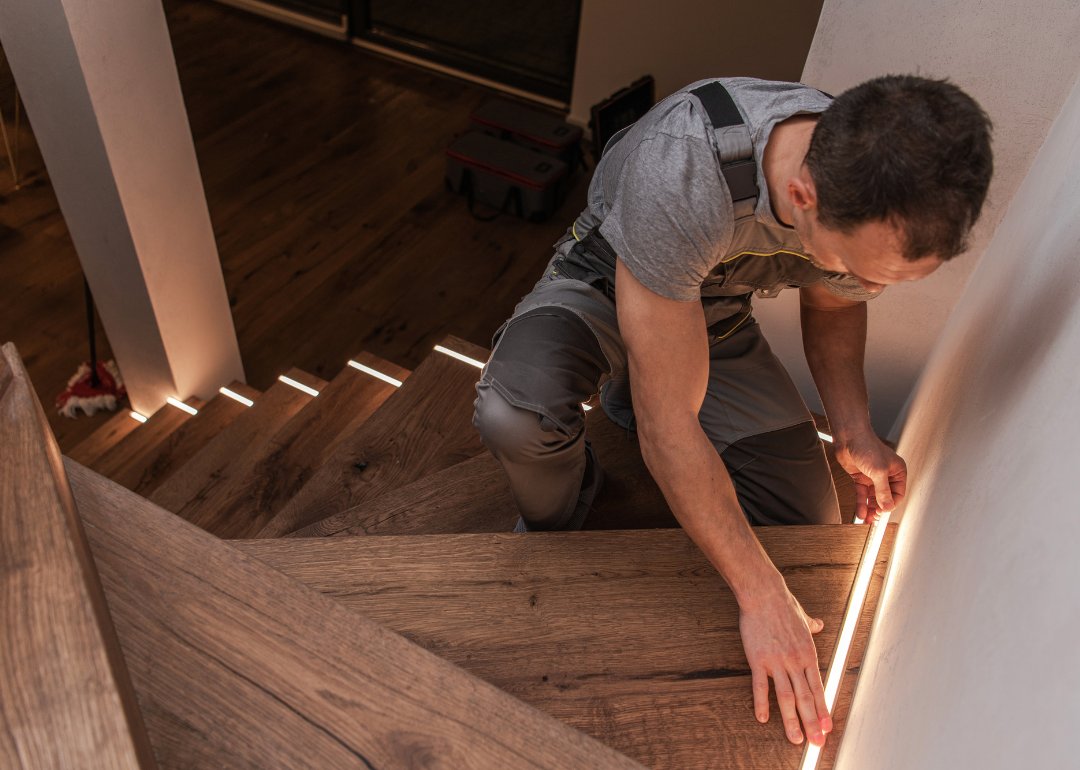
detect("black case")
[469,100,583,172]
[445,132,568,223]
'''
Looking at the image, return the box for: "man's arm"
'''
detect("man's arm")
[799,282,906,521]
[616,258,832,747]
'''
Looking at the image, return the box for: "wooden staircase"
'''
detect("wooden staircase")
[4,336,892,770]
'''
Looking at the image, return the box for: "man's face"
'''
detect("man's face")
[792,208,943,293]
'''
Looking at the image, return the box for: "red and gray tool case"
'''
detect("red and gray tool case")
[469,99,583,171]
[445,131,568,223]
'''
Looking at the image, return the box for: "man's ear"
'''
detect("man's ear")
[788,170,818,213]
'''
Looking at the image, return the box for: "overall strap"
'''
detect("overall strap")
[688,81,758,205]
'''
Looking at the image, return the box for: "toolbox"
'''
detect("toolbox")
[445,131,568,223]
[469,100,583,172]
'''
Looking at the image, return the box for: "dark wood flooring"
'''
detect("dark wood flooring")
[0,0,589,453]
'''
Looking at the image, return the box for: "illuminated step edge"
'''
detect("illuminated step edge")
[818,431,833,442]
[799,510,893,769]
[219,386,254,407]
[130,411,148,423]
[434,344,486,369]
[278,375,320,397]
[166,397,199,416]
[348,360,402,388]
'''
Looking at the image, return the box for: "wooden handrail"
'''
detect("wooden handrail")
[0,342,157,770]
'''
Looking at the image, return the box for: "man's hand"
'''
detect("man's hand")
[741,588,832,746]
[833,432,907,523]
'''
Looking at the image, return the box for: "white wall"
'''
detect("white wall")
[568,0,823,128]
[0,0,244,416]
[752,0,1080,434]
[835,69,1080,769]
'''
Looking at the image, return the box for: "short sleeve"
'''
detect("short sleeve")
[819,273,884,302]
[598,131,734,302]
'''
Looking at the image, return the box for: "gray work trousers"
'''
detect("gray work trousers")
[473,264,840,530]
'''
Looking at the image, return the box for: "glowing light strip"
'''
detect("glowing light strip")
[166,397,199,416]
[433,344,486,369]
[799,510,892,769]
[818,431,833,442]
[582,404,593,411]
[348,360,402,387]
[219,386,254,407]
[278,375,320,397]
[130,411,148,423]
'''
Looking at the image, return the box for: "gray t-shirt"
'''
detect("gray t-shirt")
[578,77,878,313]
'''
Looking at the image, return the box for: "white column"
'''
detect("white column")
[0,0,244,417]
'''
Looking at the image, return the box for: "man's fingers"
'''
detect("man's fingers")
[854,482,868,522]
[751,667,770,724]
[869,468,894,511]
[806,665,832,734]
[790,671,825,746]
[772,672,804,744]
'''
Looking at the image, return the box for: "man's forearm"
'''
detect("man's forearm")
[801,299,872,441]
[637,412,785,607]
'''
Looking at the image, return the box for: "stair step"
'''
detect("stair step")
[148,368,327,523]
[88,395,206,481]
[2,344,156,768]
[66,408,145,468]
[256,335,490,538]
[294,407,675,538]
[292,452,513,537]
[66,459,645,770]
[110,381,261,497]
[237,526,896,770]
[183,353,410,539]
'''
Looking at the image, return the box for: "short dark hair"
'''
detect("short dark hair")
[805,75,993,261]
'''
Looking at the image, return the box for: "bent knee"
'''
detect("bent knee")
[473,383,572,463]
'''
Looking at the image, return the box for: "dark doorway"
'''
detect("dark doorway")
[353,0,582,104]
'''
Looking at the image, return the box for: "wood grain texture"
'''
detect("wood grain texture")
[67,459,646,770]
[187,353,408,539]
[66,408,142,468]
[110,381,261,496]
[0,343,157,770]
[148,368,326,522]
[89,396,206,480]
[257,336,488,537]
[297,406,860,537]
[239,525,896,770]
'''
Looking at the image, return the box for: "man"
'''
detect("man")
[472,75,993,747]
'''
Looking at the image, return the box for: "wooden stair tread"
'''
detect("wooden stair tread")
[110,382,261,497]
[238,525,896,770]
[66,459,645,770]
[148,368,327,521]
[88,395,205,481]
[66,408,143,468]
[298,401,859,539]
[256,335,489,538]
[1,343,156,769]
[185,352,409,539]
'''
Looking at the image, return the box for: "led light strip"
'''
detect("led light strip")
[130,411,148,423]
[166,397,199,416]
[818,431,833,442]
[219,386,255,407]
[434,344,486,369]
[799,510,892,769]
[278,375,320,397]
[348,360,403,387]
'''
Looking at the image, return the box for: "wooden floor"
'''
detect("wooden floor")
[0,0,589,453]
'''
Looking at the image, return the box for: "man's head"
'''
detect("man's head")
[789,75,993,290]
